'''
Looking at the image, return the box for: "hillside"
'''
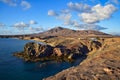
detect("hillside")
[34,27,111,38]
[44,37,120,80]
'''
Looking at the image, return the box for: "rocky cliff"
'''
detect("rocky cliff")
[44,38,120,80]
[14,37,102,62]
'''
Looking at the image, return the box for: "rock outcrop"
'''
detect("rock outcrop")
[14,42,53,62]
[24,42,53,57]
[14,37,102,62]
[44,38,120,80]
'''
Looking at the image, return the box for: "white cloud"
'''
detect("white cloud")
[13,22,29,29]
[21,0,31,10]
[48,9,73,26]
[75,24,107,30]
[29,20,37,25]
[58,13,73,25]
[12,20,38,29]
[0,0,31,10]
[10,20,42,34]
[47,9,107,30]
[67,2,91,12]
[63,20,107,30]
[48,10,58,16]
[80,4,116,23]
[0,0,17,6]
[80,12,100,23]
[48,1,118,31]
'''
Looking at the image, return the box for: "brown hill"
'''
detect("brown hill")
[34,27,111,38]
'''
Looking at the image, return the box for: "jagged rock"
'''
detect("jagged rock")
[24,42,53,57]
[14,38,102,62]
[66,43,89,59]
[88,40,102,51]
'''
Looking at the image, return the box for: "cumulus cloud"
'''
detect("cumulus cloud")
[12,20,38,30]
[12,22,29,30]
[58,13,73,25]
[80,4,116,24]
[47,8,108,30]
[48,10,58,16]
[21,0,31,10]
[10,20,43,34]
[48,1,118,31]
[0,0,17,6]
[75,24,107,30]
[0,0,31,10]
[48,9,73,26]
[62,20,107,30]
[67,2,91,12]
[12,20,40,32]
[29,20,37,25]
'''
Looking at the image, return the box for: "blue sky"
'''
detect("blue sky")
[0,0,120,35]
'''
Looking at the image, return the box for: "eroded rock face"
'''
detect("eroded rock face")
[24,42,53,57]
[88,40,102,51]
[65,43,89,59]
[14,39,102,62]
[13,42,54,62]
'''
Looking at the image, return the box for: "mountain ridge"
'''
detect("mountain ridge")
[34,27,111,38]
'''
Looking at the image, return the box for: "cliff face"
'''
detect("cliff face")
[44,38,120,80]
[24,42,53,57]
[14,42,54,62]
[14,37,102,62]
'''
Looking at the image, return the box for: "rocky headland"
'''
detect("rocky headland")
[44,37,120,80]
[14,37,102,62]
[12,27,120,80]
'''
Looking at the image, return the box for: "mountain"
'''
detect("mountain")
[34,27,111,38]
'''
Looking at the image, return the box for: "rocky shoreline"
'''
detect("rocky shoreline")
[13,36,102,63]
[13,37,120,80]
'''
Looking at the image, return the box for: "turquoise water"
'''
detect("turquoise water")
[0,38,81,80]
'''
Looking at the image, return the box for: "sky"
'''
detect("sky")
[0,0,120,35]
